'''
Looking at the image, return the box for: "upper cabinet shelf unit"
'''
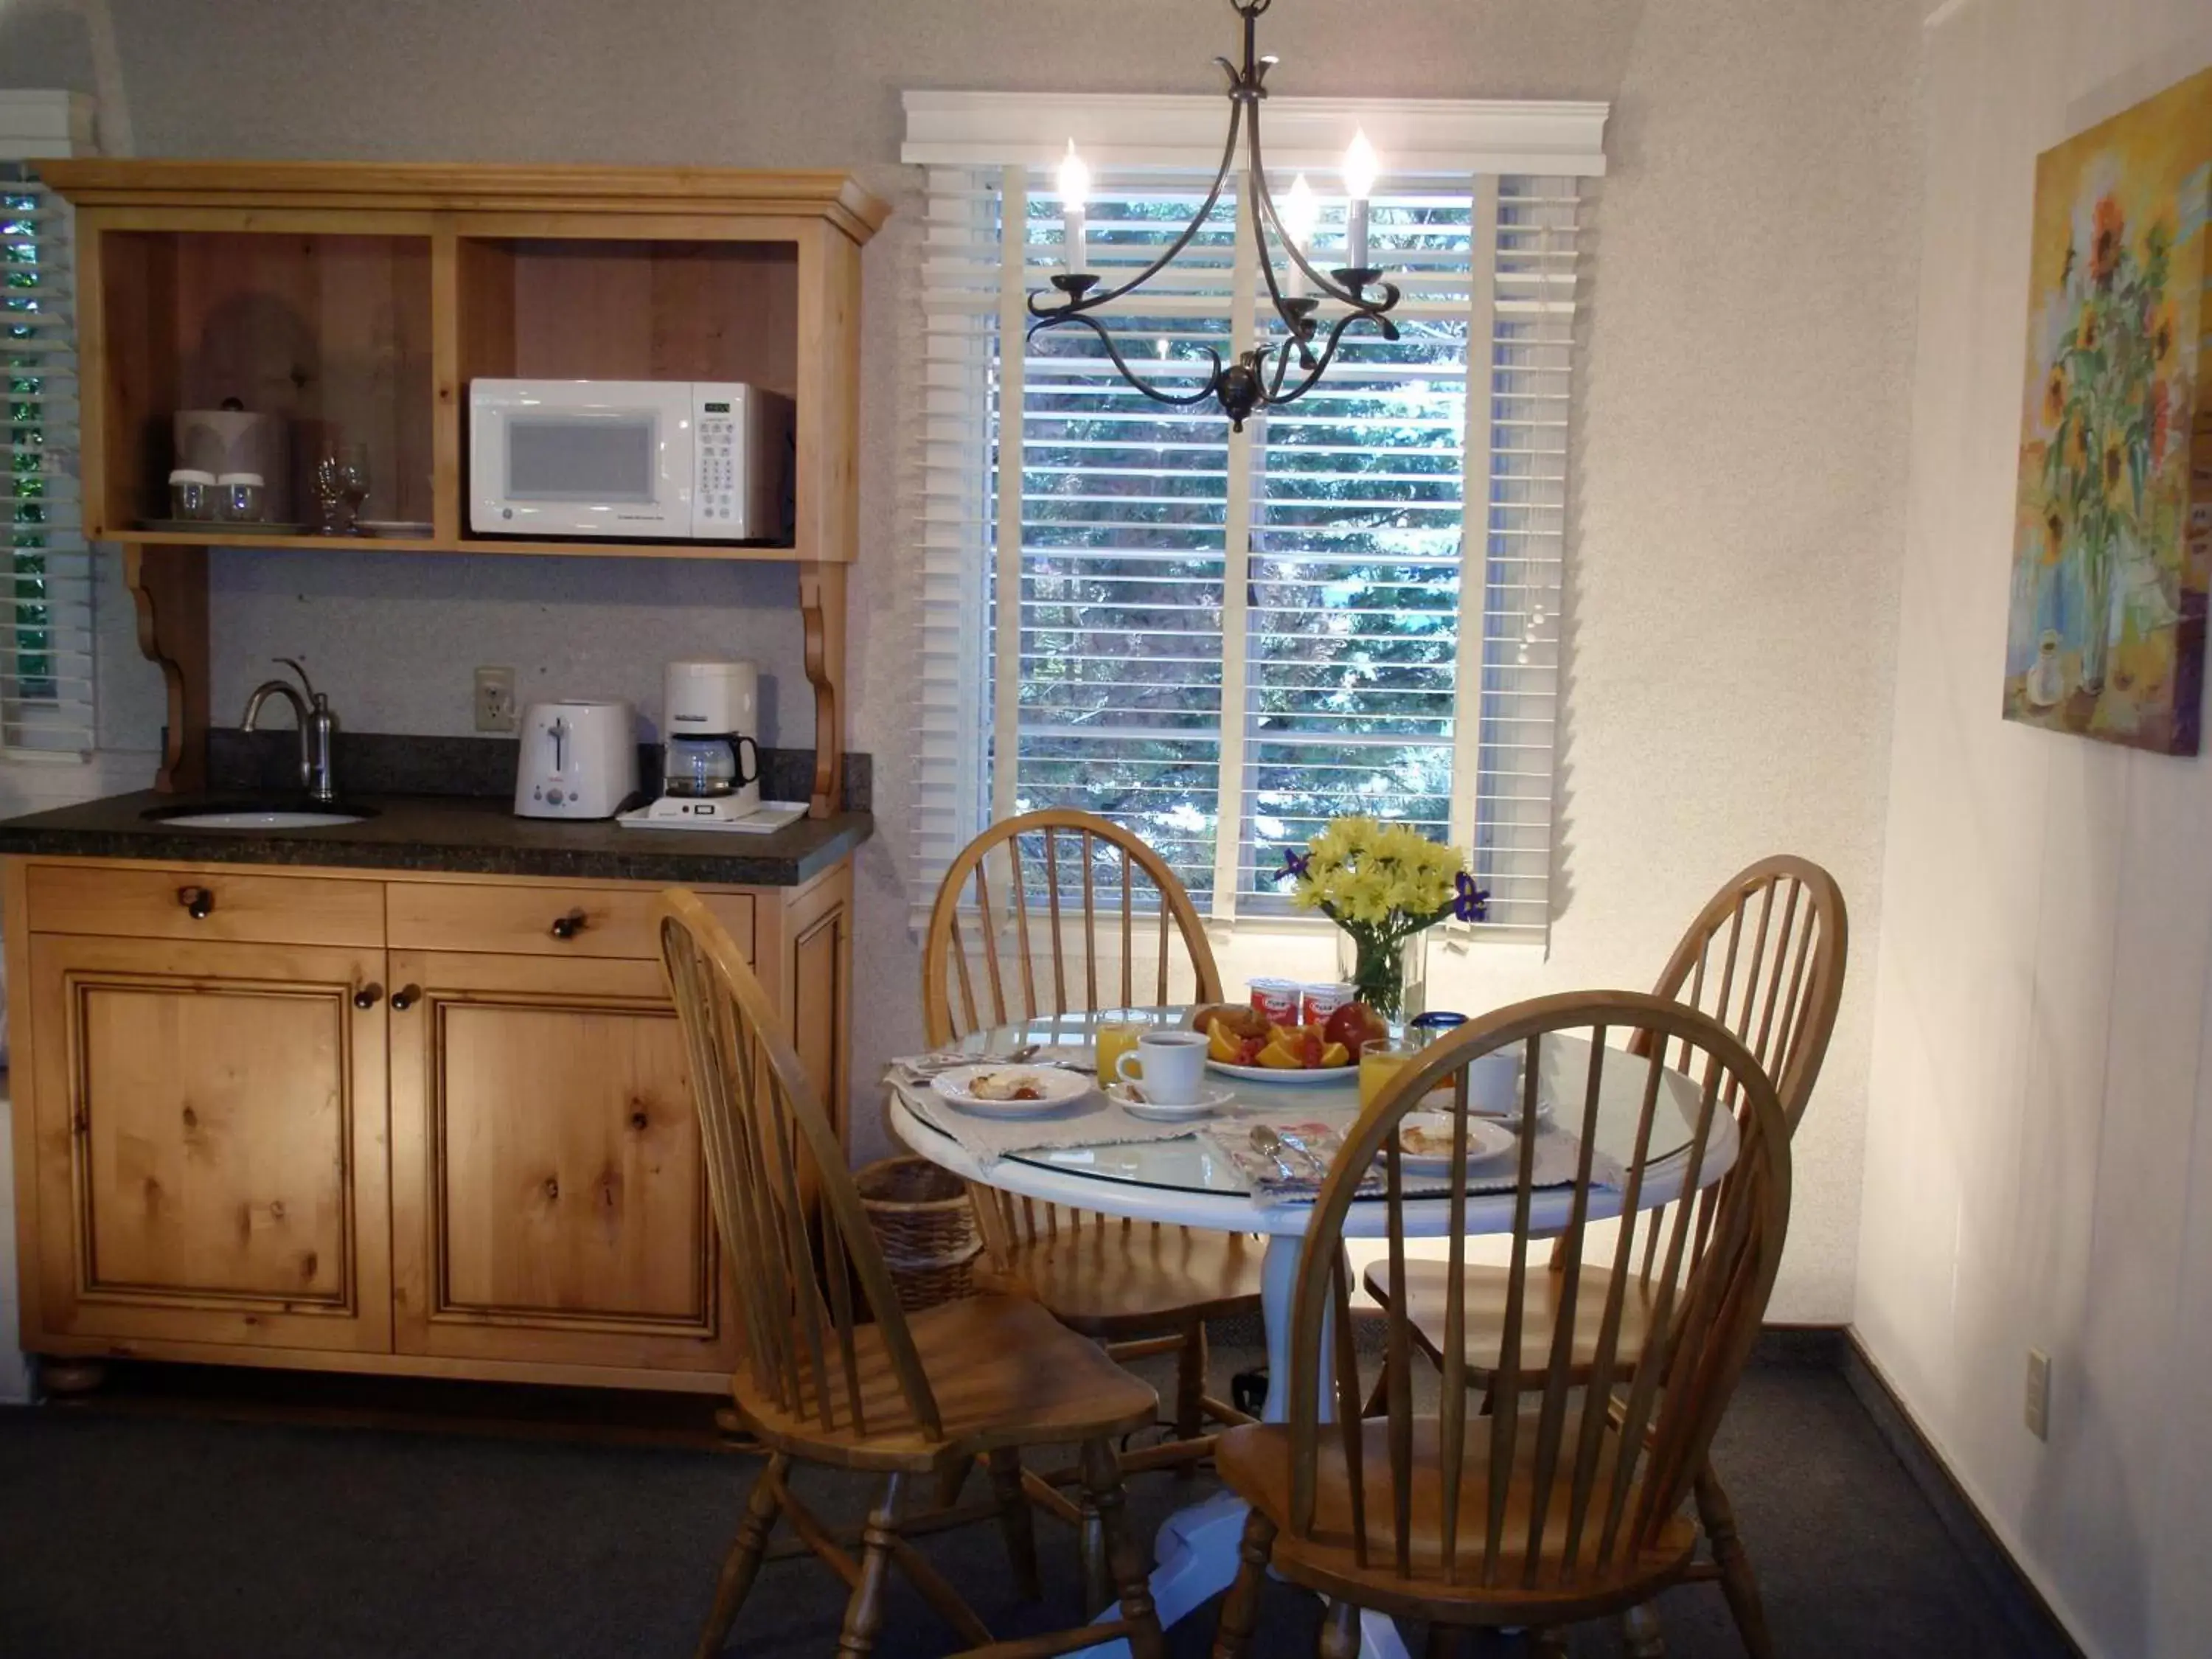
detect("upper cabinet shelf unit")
[38,161,886,563]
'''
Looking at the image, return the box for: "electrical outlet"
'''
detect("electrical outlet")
[2025,1349,2051,1441]
[474,666,518,734]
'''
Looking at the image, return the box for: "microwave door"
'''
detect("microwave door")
[474,396,689,538]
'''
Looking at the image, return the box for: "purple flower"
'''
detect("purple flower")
[1453,871,1489,923]
[1280,846,1311,882]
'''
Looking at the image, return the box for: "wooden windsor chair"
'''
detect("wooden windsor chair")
[1363,855,1846,1657]
[922,810,1265,1465]
[656,890,1166,1659]
[1209,992,1792,1658]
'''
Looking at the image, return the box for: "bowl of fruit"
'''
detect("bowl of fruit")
[1189,1001,1388,1085]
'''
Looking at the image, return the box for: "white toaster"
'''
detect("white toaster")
[513,699,639,819]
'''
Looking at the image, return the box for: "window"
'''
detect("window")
[2,94,95,760]
[905,95,1603,942]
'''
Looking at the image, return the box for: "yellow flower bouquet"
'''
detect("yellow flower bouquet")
[1279,817,1488,1019]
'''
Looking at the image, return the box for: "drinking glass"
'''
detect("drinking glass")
[1095,1019,1145,1088]
[1359,1037,1418,1110]
[312,451,347,535]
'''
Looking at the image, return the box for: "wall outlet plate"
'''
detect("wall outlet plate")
[474,665,518,734]
[2025,1349,2051,1441]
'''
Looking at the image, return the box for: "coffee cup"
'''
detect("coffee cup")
[1116,1029,1208,1106]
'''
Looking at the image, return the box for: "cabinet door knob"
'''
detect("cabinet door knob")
[353,982,383,1009]
[550,909,588,940]
[390,984,422,1011]
[178,886,215,919]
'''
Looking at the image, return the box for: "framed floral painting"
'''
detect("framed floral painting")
[2005,66,2212,754]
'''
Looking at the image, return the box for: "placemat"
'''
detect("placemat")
[1208,1112,1625,1207]
[886,1068,1203,1168]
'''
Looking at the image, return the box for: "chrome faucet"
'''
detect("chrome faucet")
[243,658,341,805]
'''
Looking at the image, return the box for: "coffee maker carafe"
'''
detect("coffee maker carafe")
[658,660,761,819]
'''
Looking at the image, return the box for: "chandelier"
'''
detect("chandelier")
[1027,0,1401,431]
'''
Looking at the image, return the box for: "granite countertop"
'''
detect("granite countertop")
[0,790,872,888]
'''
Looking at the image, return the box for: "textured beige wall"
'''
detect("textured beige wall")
[0,0,1924,1322]
[1858,6,2212,1655]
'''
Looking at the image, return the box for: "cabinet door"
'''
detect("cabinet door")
[27,934,391,1352]
[387,950,738,1377]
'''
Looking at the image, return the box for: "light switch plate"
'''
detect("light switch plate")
[2025,1349,2051,1441]
[474,665,518,733]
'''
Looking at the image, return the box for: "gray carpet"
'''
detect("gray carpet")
[0,1349,2025,1658]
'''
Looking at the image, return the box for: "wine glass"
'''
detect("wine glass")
[335,444,371,535]
[312,450,347,535]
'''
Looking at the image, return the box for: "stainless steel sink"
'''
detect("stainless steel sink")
[142,801,379,830]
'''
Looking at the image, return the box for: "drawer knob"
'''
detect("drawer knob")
[353,983,383,1009]
[178,886,215,920]
[390,984,422,1012]
[550,909,589,940]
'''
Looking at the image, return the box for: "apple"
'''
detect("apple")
[1324,1001,1389,1057]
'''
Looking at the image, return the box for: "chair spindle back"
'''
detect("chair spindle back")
[658,889,941,1442]
[922,809,1223,1047]
[1290,991,1790,1592]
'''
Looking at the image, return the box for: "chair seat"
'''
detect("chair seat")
[732,1293,1158,1471]
[1214,1413,1697,1621]
[1366,1259,1656,1382]
[984,1222,1265,1334]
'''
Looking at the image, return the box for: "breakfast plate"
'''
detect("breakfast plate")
[1206,1057,1357,1086]
[1105,1080,1237,1122]
[930,1063,1093,1117]
[1394,1111,1518,1176]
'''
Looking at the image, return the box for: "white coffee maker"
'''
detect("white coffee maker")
[622,661,764,828]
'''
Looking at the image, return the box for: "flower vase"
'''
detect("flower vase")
[1336,928,1428,1023]
[2079,545,2115,694]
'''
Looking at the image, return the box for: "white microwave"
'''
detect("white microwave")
[469,378,793,541]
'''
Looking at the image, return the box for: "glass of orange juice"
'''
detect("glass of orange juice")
[1096,1019,1146,1088]
[1359,1038,1419,1110]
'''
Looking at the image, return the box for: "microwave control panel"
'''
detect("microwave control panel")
[692,383,746,529]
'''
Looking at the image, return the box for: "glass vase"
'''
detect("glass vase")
[1335,928,1428,1023]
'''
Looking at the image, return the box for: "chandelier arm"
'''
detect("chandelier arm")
[1242,109,1399,324]
[1027,100,1247,321]
[1260,307,1377,410]
[1026,308,1226,408]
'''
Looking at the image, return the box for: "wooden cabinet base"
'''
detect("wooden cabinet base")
[28,1336,731,1395]
[7,855,854,1397]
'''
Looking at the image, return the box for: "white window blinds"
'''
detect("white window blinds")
[905,96,1602,942]
[3,95,95,760]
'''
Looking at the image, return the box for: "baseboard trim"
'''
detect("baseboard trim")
[1841,1332,2087,1659]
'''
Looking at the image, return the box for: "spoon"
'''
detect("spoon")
[1248,1125,1304,1181]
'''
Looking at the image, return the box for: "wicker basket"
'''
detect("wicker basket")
[855,1155,982,1311]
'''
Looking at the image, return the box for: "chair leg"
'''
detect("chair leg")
[693,1451,787,1659]
[1175,1321,1208,1444]
[933,1453,974,1512]
[834,1471,903,1658]
[1318,1599,1363,1659]
[1080,1436,1165,1659]
[1362,1348,1391,1418]
[987,1445,1042,1601]
[1211,1509,1277,1659]
[1619,1601,1666,1658]
[1077,1485,1109,1618]
[1696,1461,1775,1659]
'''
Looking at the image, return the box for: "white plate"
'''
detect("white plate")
[1206,1057,1358,1087]
[1394,1112,1519,1176]
[930,1064,1093,1118]
[1105,1081,1237,1122]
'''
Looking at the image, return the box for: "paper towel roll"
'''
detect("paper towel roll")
[173,409,293,521]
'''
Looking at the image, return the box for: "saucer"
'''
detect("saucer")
[1105,1080,1236,1121]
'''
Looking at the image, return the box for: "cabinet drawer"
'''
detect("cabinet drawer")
[24,863,386,947]
[386,882,754,961]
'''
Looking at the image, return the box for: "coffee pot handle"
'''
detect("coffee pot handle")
[737,735,760,787]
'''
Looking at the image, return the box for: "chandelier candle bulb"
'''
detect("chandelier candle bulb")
[1343,128,1379,272]
[1057,139,1091,274]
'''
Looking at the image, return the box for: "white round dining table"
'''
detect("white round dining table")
[886,1007,1737,1659]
